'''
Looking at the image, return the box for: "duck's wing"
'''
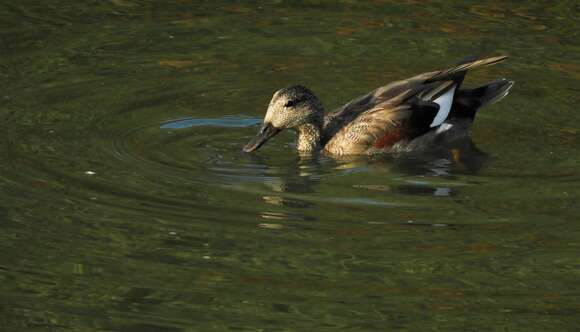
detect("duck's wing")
[323,95,439,155]
[323,56,507,155]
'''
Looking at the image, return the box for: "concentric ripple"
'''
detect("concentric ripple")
[106,115,487,214]
[110,116,347,191]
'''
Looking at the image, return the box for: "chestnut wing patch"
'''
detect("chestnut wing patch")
[373,123,404,149]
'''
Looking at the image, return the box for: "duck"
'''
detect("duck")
[243,56,514,156]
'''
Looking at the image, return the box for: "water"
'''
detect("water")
[1,1,579,330]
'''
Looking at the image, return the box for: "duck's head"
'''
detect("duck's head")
[243,85,323,153]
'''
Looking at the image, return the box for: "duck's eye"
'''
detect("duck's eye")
[284,99,301,108]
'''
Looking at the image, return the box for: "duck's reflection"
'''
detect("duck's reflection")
[385,138,489,176]
[241,152,323,223]
[258,155,320,217]
[244,137,488,202]
[243,151,326,195]
[374,138,488,197]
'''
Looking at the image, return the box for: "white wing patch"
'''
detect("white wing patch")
[429,85,456,128]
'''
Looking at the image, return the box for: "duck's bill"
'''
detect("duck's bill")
[243,123,281,153]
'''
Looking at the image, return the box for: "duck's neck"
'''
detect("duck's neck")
[296,121,323,152]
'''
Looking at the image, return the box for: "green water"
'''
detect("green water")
[1,1,580,331]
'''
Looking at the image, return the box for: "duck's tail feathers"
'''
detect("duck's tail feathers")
[426,55,508,83]
[471,78,515,106]
[451,79,514,120]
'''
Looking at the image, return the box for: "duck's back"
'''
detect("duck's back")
[321,72,438,155]
[321,56,512,156]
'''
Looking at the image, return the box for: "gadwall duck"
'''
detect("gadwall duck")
[243,56,514,156]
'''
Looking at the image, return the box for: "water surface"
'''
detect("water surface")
[1,1,580,331]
